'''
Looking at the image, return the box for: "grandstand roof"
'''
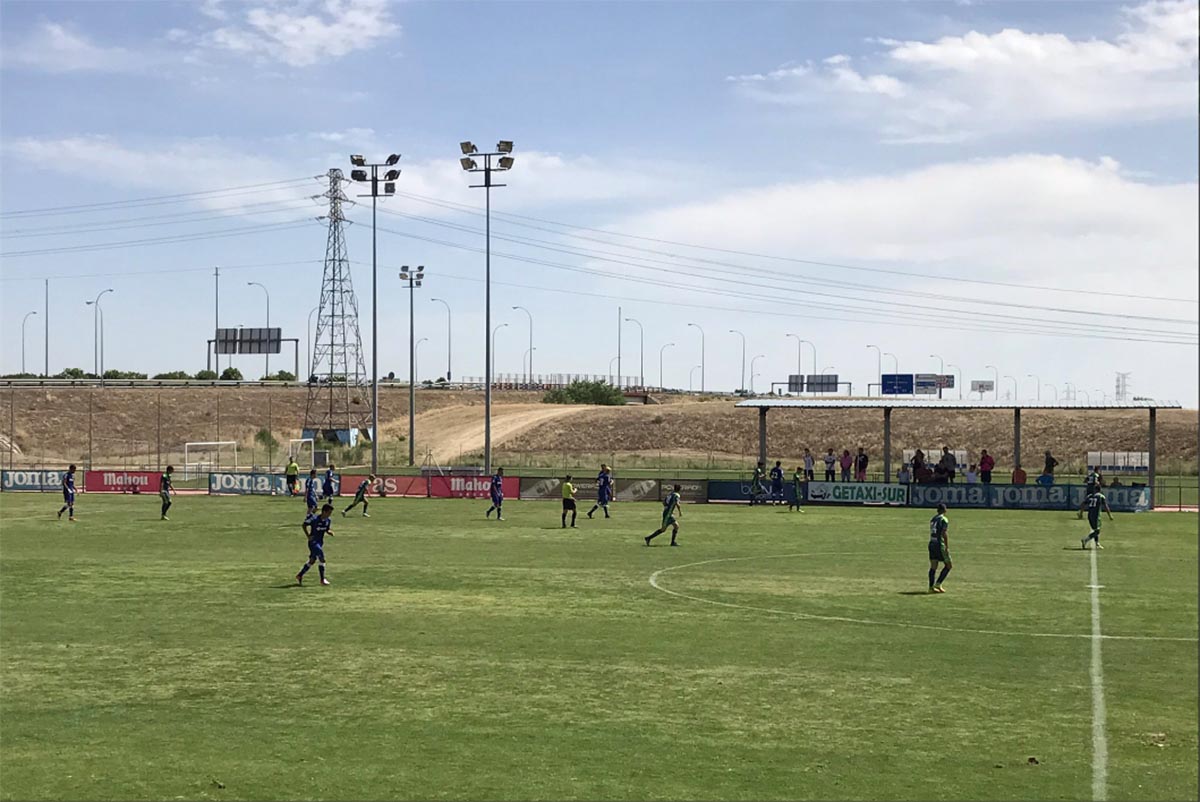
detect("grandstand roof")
[734,398,1181,410]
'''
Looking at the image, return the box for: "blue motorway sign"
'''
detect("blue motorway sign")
[881,374,914,394]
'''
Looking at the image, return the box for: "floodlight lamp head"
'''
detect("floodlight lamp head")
[384,169,400,181]
[497,140,513,153]
[497,156,515,170]
[350,169,368,182]
[415,280,422,287]
[385,153,400,166]
[384,182,396,194]
[350,155,366,166]
[460,157,477,171]
[460,141,477,155]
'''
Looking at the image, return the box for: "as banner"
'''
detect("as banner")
[340,475,429,498]
[806,481,908,505]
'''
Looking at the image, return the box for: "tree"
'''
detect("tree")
[261,370,296,382]
[220,367,243,381]
[153,371,192,380]
[543,379,626,406]
[194,370,218,380]
[55,368,88,379]
[103,369,148,379]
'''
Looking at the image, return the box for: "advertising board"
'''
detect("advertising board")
[806,374,839,394]
[1,469,69,492]
[616,477,661,502]
[429,475,519,499]
[84,470,160,493]
[658,479,709,503]
[339,475,429,498]
[806,482,908,505]
[908,484,1150,512]
[209,472,319,496]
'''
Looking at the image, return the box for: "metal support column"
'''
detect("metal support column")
[1148,407,1157,509]
[1013,408,1022,472]
[758,407,768,466]
[883,407,892,483]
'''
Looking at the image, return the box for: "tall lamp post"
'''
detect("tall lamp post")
[624,317,644,387]
[349,152,402,475]
[492,323,509,382]
[1026,373,1042,402]
[460,139,514,475]
[431,298,452,382]
[799,339,817,394]
[523,347,536,379]
[930,353,945,399]
[946,363,962,400]
[659,342,675,390]
[1044,384,1058,402]
[609,355,619,382]
[867,344,882,396]
[20,311,37,375]
[415,337,428,384]
[85,288,113,381]
[513,305,533,386]
[750,354,765,395]
[689,364,702,392]
[247,281,271,378]
[985,364,1000,400]
[687,322,705,392]
[729,329,746,392]
[400,265,425,467]
[785,333,802,394]
[1004,375,1018,401]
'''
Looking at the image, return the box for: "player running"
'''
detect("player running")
[1080,489,1113,550]
[770,461,785,505]
[304,469,319,515]
[486,467,505,521]
[561,475,578,528]
[321,464,336,501]
[159,465,175,520]
[343,475,375,517]
[57,464,77,521]
[645,484,682,546]
[927,503,952,593]
[588,464,614,519]
[297,503,334,586]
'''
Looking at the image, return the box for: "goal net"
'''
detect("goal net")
[183,441,239,480]
[287,438,315,470]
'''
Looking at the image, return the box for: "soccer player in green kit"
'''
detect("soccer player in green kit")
[927,503,952,593]
[789,466,806,512]
[1080,489,1113,549]
[645,484,682,546]
[159,465,175,520]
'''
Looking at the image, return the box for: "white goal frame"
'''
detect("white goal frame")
[183,441,239,480]
[287,438,315,470]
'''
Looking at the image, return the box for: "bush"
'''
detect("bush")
[194,370,218,380]
[55,368,89,379]
[255,428,279,451]
[543,379,626,406]
[261,371,296,382]
[0,373,39,379]
[219,367,243,381]
[153,371,192,380]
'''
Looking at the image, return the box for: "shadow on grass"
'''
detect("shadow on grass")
[896,591,934,596]
[270,583,302,589]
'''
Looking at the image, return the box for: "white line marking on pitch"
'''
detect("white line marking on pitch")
[647,552,1198,643]
[1089,547,1109,801]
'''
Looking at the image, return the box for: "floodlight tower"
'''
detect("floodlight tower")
[459,139,514,474]
[400,265,426,466]
[349,153,401,474]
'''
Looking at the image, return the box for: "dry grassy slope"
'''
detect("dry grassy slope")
[502,401,1198,471]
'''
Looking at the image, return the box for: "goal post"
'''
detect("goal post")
[183,441,239,480]
[287,438,315,470]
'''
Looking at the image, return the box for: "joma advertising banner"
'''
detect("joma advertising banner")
[340,475,429,498]
[908,483,1150,512]
[209,472,332,496]
[806,481,908,505]
[84,470,161,493]
[1,470,69,492]
[429,475,519,499]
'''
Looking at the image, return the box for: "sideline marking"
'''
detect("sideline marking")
[1089,547,1109,801]
[647,552,1198,643]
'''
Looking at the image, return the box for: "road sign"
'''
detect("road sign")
[937,374,955,389]
[881,374,914,395]
[788,374,804,393]
[914,373,939,395]
[971,380,995,393]
[215,328,240,355]
[806,374,839,393]
[215,327,282,355]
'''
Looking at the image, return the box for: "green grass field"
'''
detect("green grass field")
[1,493,1196,801]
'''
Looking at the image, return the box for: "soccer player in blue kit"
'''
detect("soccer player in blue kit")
[321,463,336,501]
[297,503,335,586]
[588,463,614,519]
[305,469,319,515]
[486,467,505,521]
[57,464,77,521]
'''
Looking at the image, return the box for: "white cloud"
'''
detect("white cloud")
[729,0,1199,141]
[197,0,400,67]
[2,21,145,73]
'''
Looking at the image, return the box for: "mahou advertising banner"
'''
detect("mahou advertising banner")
[429,475,519,499]
[85,470,160,493]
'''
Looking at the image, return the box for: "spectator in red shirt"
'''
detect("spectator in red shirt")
[1012,465,1027,485]
[839,450,853,482]
[979,450,995,484]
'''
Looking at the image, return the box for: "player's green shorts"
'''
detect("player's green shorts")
[1088,515,1101,530]
[928,539,950,563]
[662,514,677,528]
[159,491,170,501]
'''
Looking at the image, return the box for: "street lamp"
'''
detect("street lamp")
[687,322,705,392]
[946,363,962,400]
[20,311,37,374]
[786,333,802,394]
[523,346,537,379]
[985,365,1000,400]
[492,323,509,380]
[460,138,514,474]
[659,342,675,390]
[623,317,644,387]
[349,152,402,475]
[1044,384,1058,402]
[930,353,945,399]
[1078,389,1091,404]
[884,352,899,372]
[799,339,817,394]
[750,354,765,395]
[431,298,452,382]
[1004,375,1018,401]
[867,345,881,396]
[729,329,746,392]
[306,305,318,380]
[400,265,425,467]
[85,288,113,381]
[1026,373,1042,402]
[247,281,271,378]
[415,337,428,383]
[609,355,619,383]
[689,364,702,392]
[513,306,533,386]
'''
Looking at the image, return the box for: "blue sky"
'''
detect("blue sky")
[1,0,1197,405]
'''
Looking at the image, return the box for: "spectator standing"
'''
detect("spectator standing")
[1043,450,1059,476]
[966,464,978,483]
[1012,465,1027,485]
[898,464,911,484]
[840,450,853,482]
[803,448,815,481]
[823,449,837,481]
[979,450,995,484]
[855,448,869,482]
[939,447,957,484]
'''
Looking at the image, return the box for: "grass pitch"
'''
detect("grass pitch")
[1,493,1196,801]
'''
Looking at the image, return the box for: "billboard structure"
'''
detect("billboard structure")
[881,374,914,395]
[806,374,839,394]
